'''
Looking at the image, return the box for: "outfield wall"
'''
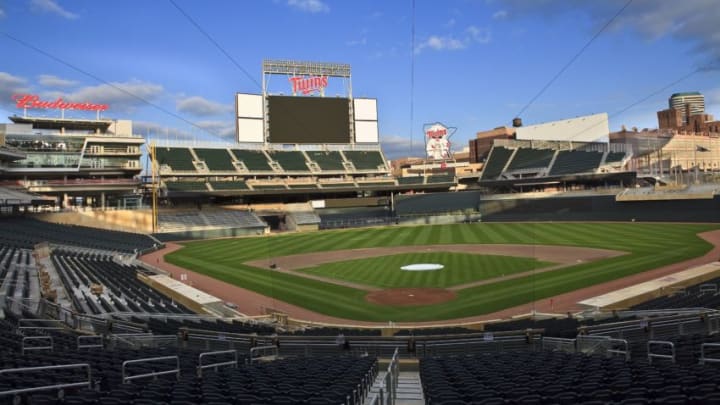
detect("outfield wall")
[479,194,720,222]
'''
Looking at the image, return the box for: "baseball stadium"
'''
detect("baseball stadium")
[4,59,720,405]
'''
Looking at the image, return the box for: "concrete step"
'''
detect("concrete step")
[365,371,424,405]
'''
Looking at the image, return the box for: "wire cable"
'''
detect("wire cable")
[514,0,633,120]
[169,0,262,90]
[1,31,224,138]
[409,0,416,156]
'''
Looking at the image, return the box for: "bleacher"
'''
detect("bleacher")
[506,148,555,171]
[155,147,196,172]
[425,174,455,184]
[306,151,346,171]
[209,180,248,190]
[230,149,273,171]
[51,251,195,316]
[164,181,208,192]
[193,148,236,171]
[397,176,425,185]
[343,151,386,171]
[631,276,720,311]
[317,207,393,229]
[267,151,309,172]
[549,150,604,176]
[605,151,627,164]
[0,217,157,253]
[395,191,481,216]
[158,209,266,232]
[480,146,513,180]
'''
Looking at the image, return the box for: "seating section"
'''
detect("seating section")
[0,247,38,305]
[289,211,321,225]
[158,210,266,232]
[155,147,196,171]
[421,351,720,404]
[550,150,604,175]
[306,151,346,171]
[144,317,276,336]
[343,151,386,171]
[267,151,309,171]
[209,180,248,190]
[480,146,513,180]
[165,181,208,192]
[193,148,236,171]
[395,191,481,216]
[0,217,157,253]
[506,148,555,171]
[398,176,425,185]
[631,277,720,311]
[426,175,455,184]
[605,151,627,164]
[52,251,195,315]
[231,149,273,171]
[317,207,393,230]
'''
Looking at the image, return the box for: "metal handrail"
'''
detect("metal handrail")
[648,340,675,364]
[22,336,53,355]
[121,356,180,383]
[0,363,91,396]
[249,345,278,363]
[699,343,720,365]
[77,335,103,350]
[607,338,630,361]
[541,336,576,352]
[196,350,238,377]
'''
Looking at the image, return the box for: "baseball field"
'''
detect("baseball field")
[165,222,719,322]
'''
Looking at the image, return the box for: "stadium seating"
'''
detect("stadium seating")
[631,276,720,311]
[549,150,604,176]
[209,180,249,190]
[480,146,513,180]
[192,148,236,171]
[155,147,196,171]
[425,174,455,184]
[506,148,555,171]
[605,151,627,164]
[317,207,393,229]
[395,191,481,216]
[230,149,273,171]
[158,209,266,232]
[266,151,309,172]
[398,176,425,185]
[0,217,157,253]
[343,151,386,171]
[165,181,208,192]
[306,151,346,171]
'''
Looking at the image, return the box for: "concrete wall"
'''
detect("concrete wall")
[36,209,154,233]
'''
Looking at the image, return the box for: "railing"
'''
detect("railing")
[122,356,180,383]
[699,343,720,365]
[77,335,104,350]
[196,350,238,377]
[374,347,400,405]
[249,345,278,363]
[541,337,576,353]
[607,338,630,361]
[109,333,177,349]
[0,363,92,397]
[647,340,675,364]
[22,336,53,355]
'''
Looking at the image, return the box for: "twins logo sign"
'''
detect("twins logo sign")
[424,122,456,160]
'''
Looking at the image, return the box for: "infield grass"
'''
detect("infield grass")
[165,222,719,322]
[297,252,554,288]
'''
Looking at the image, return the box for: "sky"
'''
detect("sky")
[1,0,720,159]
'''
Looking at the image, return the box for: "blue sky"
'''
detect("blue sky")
[1,0,719,158]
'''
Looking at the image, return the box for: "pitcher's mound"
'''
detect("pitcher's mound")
[366,288,456,306]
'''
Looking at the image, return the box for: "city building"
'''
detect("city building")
[669,92,705,125]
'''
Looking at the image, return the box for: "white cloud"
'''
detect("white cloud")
[346,37,367,47]
[0,8,6,18]
[287,0,329,13]
[30,0,78,19]
[380,134,427,160]
[493,10,508,20]
[445,18,456,27]
[37,74,77,88]
[44,80,164,112]
[0,72,30,109]
[195,120,236,139]
[176,96,232,117]
[466,26,491,44]
[500,0,720,67]
[416,25,492,53]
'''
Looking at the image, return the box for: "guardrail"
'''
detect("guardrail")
[122,356,180,383]
[647,340,675,364]
[541,337,576,353]
[197,350,238,377]
[0,363,91,397]
[699,343,720,365]
[22,336,53,355]
[77,335,103,350]
[249,345,278,363]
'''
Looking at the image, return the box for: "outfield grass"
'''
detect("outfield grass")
[297,252,553,288]
[165,223,719,322]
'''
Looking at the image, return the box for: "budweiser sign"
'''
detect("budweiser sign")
[289,76,328,95]
[12,94,109,112]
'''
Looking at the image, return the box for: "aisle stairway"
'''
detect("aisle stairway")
[366,371,425,405]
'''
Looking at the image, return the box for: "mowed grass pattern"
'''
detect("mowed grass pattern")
[297,252,553,288]
[165,223,719,322]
